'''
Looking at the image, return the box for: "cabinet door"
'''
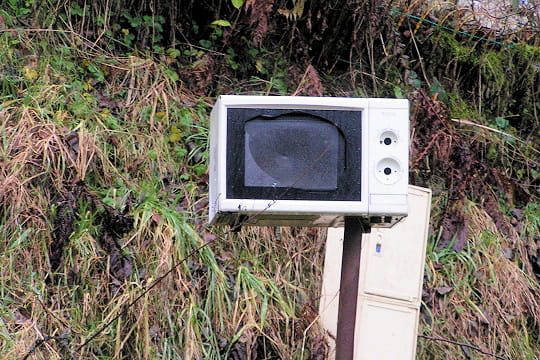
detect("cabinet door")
[360,186,431,302]
[319,186,431,359]
[355,296,419,360]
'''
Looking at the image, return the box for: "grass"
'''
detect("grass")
[419,201,540,359]
[0,62,328,360]
[0,26,329,358]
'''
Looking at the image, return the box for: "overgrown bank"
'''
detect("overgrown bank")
[1,1,540,359]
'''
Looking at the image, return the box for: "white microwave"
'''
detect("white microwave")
[208,95,409,228]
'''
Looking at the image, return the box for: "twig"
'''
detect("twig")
[419,334,509,360]
[451,118,540,155]
[408,23,431,88]
[22,334,71,360]
[69,234,220,357]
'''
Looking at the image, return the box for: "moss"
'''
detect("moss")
[509,44,540,125]
[479,50,506,85]
[435,30,478,63]
[448,92,477,119]
[473,44,540,129]
[514,43,540,60]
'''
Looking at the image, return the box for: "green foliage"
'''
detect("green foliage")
[479,50,506,99]
[211,19,231,27]
[448,92,476,119]
[521,203,540,238]
[69,2,88,17]
[246,47,291,94]
[421,223,540,359]
[6,0,33,17]
[434,30,479,64]
[494,116,509,129]
[117,13,165,50]
[0,22,326,356]
[429,77,448,104]
[230,0,244,9]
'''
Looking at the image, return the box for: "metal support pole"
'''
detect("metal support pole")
[335,217,370,360]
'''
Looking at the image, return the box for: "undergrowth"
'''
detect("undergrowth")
[1,0,540,359]
[419,202,540,359]
[0,25,326,360]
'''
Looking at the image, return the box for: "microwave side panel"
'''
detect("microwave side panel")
[360,104,370,213]
[208,98,228,224]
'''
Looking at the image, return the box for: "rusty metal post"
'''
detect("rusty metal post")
[335,217,370,360]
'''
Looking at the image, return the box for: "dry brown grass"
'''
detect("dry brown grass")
[419,201,540,359]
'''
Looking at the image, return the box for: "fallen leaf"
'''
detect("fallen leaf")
[203,233,216,242]
[23,66,38,81]
[436,286,453,295]
[151,213,162,224]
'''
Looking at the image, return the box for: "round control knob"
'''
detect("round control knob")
[379,130,398,146]
[375,158,402,184]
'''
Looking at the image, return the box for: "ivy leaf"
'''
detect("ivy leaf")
[429,77,448,103]
[164,69,179,82]
[192,164,207,176]
[495,117,509,129]
[393,86,404,99]
[166,48,181,58]
[231,0,244,9]
[211,19,231,27]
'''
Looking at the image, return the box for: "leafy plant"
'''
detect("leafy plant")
[230,0,244,9]
[6,0,33,17]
